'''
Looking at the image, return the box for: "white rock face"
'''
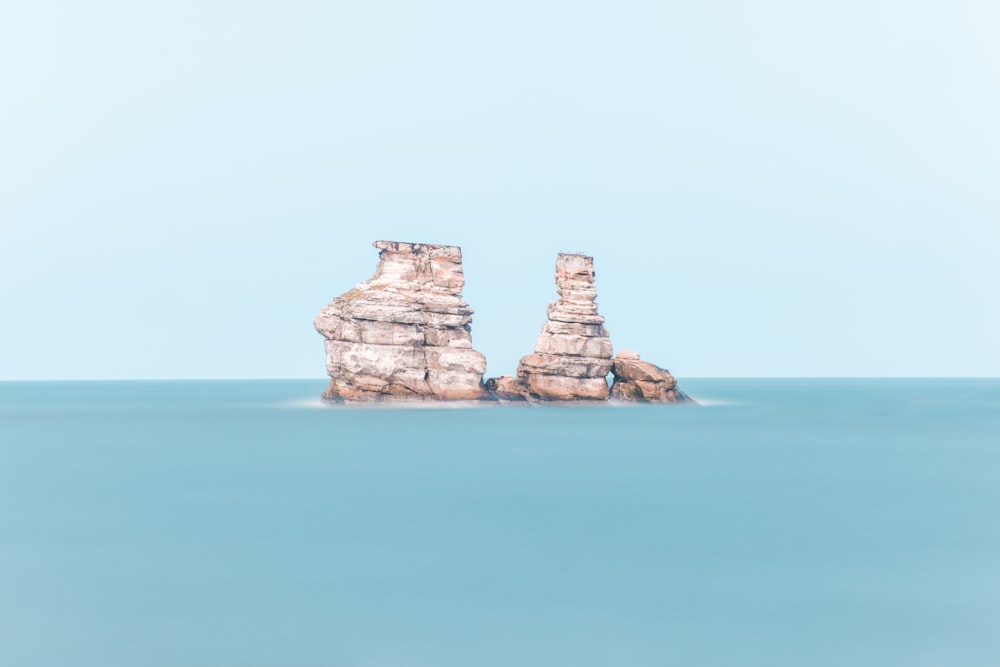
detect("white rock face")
[314,241,487,401]
[496,253,615,401]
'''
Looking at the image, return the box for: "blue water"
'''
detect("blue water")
[1,379,998,666]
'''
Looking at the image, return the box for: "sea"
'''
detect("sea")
[1,378,998,667]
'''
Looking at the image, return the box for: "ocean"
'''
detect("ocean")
[1,379,998,666]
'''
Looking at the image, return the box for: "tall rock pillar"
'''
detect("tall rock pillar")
[510,253,614,400]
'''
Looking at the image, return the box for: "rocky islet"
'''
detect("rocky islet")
[315,241,690,404]
[313,241,487,401]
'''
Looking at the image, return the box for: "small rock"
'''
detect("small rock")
[609,352,692,403]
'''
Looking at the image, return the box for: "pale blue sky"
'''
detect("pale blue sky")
[2,0,998,380]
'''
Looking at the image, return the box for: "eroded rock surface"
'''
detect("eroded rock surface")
[493,253,614,401]
[609,349,691,403]
[314,241,487,401]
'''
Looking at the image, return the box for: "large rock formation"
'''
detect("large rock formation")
[609,350,691,403]
[316,241,693,405]
[313,241,487,401]
[494,253,615,401]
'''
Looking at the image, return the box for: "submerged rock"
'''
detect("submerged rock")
[609,349,691,403]
[492,253,615,401]
[314,241,487,401]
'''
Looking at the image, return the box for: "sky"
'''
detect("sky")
[1,0,998,380]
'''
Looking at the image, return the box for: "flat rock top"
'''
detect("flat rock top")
[556,252,594,263]
[369,240,467,291]
[374,240,462,258]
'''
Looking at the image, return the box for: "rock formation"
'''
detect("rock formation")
[609,350,691,403]
[491,253,614,401]
[313,241,487,401]
[316,241,692,405]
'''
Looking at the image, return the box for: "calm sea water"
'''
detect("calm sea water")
[1,379,998,667]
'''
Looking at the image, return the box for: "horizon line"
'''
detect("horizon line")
[2,376,999,383]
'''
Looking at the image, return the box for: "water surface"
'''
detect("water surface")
[1,379,998,666]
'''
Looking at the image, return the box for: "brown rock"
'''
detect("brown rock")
[488,253,614,401]
[522,375,610,401]
[484,375,526,401]
[609,351,692,403]
[314,241,487,401]
[317,243,691,405]
[516,353,614,379]
[609,380,643,401]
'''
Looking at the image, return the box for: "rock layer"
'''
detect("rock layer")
[497,253,615,401]
[609,350,690,403]
[314,241,487,401]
